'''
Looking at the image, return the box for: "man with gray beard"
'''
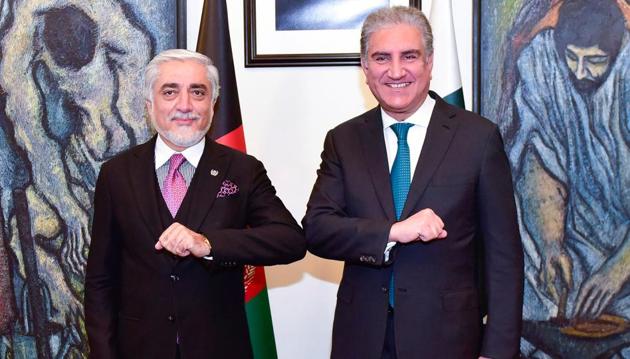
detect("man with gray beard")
[84,49,306,359]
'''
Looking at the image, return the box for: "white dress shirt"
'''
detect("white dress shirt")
[381,96,435,177]
[154,135,205,171]
[382,96,436,260]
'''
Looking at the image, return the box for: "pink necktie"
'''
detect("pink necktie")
[162,154,187,217]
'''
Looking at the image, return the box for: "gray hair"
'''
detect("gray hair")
[144,49,220,104]
[360,6,433,62]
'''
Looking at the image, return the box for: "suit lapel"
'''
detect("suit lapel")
[129,136,167,241]
[359,107,396,221]
[401,94,459,219]
[176,139,232,231]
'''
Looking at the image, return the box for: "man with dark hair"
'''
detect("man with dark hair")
[304,6,523,359]
[553,0,625,92]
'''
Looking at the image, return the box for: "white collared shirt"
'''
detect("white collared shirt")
[381,95,435,179]
[154,135,205,170]
[381,97,436,260]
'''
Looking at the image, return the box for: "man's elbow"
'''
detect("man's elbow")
[273,227,307,264]
[286,231,308,263]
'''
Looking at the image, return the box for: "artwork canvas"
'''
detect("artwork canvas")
[0,1,181,357]
[476,0,630,357]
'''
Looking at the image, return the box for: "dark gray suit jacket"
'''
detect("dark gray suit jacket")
[303,92,524,359]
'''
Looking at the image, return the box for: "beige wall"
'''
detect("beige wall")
[187,1,473,357]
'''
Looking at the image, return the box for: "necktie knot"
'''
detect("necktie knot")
[391,122,413,142]
[168,153,186,175]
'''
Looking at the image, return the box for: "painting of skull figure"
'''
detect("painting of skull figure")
[0,0,179,357]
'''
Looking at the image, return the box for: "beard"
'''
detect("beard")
[572,76,599,93]
[569,69,610,95]
[152,110,212,148]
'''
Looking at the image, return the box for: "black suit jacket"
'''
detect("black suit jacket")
[303,92,524,359]
[85,136,306,359]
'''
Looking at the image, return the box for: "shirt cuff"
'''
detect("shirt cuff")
[384,242,396,262]
[202,237,213,260]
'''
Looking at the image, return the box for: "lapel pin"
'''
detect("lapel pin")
[210,169,219,176]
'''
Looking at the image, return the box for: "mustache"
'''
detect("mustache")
[168,111,201,121]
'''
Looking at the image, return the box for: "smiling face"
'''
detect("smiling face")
[362,23,433,121]
[147,60,214,151]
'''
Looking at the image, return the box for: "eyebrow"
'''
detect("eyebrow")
[160,83,209,90]
[190,84,209,90]
[401,50,421,56]
[370,51,390,58]
[370,49,421,58]
[160,83,180,89]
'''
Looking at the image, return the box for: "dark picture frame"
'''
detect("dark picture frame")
[177,0,188,48]
[245,0,422,67]
[472,0,504,116]
[471,0,481,114]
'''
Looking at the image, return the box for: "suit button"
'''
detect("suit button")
[381,286,388,293]
[167,315,175,322]
[170,274,180,281]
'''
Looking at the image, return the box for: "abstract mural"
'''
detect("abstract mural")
[0,0,178,357]
[479,0,630,357]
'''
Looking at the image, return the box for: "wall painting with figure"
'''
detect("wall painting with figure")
[0,0,181,357]
[476,0,630,357]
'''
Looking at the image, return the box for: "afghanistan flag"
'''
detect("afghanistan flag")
[196,1,278,358]
[429,0,465,108]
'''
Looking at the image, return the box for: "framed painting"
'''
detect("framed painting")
[474,0,630,357]
[0,0,184,358]
[245,0,422,67]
